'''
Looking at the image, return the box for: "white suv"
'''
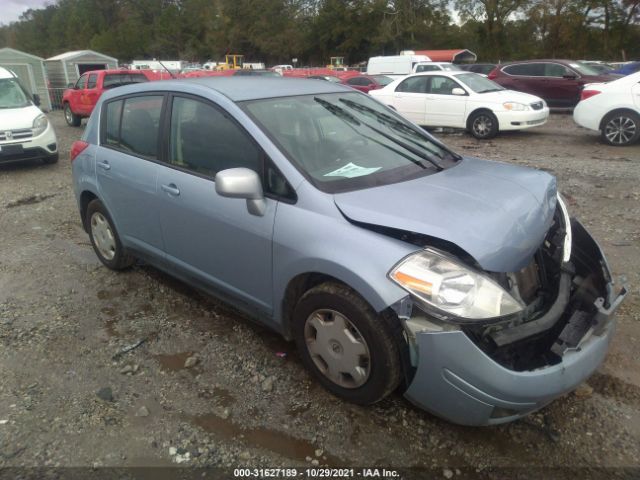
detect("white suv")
[0,66,58,165]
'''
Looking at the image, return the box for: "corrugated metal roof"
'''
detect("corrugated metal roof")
[0,47,45,61]
[46,50,117,62]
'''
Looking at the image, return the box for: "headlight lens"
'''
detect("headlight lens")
[389,249,524,321]
[32,114,48,137]
[503,102,529,111]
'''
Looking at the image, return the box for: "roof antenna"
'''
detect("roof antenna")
[157,60,176,79]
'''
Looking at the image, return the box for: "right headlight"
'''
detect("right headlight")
[389,249,524,322]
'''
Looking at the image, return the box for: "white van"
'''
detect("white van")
[366,55,431,78]
[0,67,58,165]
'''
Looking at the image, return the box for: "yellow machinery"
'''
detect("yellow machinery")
[327,56,345,70]
[216,54,244,71]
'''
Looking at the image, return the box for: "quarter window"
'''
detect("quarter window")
[168,97,260,178]
[105,100,123,147]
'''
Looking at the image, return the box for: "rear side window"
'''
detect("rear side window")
[396,76,429,93]
[168,96,260,177]
[103,73,149,90]
[87,74,98,89]
[428,76,460,95]
[102,95,163,158]
[503,64,544,76]
[544,63,571,77]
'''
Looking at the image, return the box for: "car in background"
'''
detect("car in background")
[580,61,616,75]
[370,71,549,139]
[233,69,281,77]
[413,62,463,73]
[0,66,58,165]
[62,69,150,126]
[573,71,640,146]
[71,77,625,426]
[488,60,618,108]
[342,74,393,93]
[610,61,640,76]
[460,63,497,75]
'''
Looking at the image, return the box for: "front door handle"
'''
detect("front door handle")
[161,183,180,196]
[97,160,110,170]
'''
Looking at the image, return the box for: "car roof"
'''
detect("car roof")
[104,76,351,102]
[405,71,471,78]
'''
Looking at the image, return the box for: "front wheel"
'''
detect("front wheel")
[468,111,499,140]
[64,103,81,127]
[601,111,640,146]
[86,199,133,270]
[293,282,402,405]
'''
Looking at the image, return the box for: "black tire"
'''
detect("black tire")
[64,103,81,127]
[468,110,499,139]
[42,153,59,165]
[293,282,402,405]
[86,199,133,270]
[600,110,640,146]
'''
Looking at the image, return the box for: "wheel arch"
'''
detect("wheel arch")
[79,190,99,232]
[466,107,498,130]
[599,107,640,131]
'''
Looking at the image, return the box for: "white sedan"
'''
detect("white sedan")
[573,71,640,146]
[369,71,549,139]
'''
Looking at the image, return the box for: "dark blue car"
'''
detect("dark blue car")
[611,61,640,76]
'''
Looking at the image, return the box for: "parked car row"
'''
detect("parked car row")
[70,76,626,426]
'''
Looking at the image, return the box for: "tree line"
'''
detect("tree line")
[0,0,638,65]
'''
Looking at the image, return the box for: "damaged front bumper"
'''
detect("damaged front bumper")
[400,220,628,426]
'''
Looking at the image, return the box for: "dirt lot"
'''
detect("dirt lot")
[0,112,639,478]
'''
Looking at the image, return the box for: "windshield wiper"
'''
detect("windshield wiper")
[338,99,444,171]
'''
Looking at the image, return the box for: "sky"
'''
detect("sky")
[0,0,51,25]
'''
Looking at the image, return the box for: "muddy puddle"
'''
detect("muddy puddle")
[191,413,345,465]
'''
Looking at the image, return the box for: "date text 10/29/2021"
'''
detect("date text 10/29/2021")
[233,468,401,478]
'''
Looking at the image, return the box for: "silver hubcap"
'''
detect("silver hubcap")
[605,116,637,145]
[65,106,73,123]
[473,115,493,137]
[304,309,370,389]
[91,212,116,261]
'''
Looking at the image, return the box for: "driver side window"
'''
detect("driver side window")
[427,76,460,95]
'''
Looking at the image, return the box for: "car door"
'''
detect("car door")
[392,76,429,125]
[542,63,581,107]
[79,73,99,116]
[423,75,468,128]
[69,74,88,113]
[501,63,545,98]
[156,94,277,313]
[96,94,166,259]
[633,81,640,109]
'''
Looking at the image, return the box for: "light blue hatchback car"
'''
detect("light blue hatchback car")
[71,77,627,426]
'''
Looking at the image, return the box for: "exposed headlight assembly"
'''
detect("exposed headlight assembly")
[32,114,48,137]
[389,249,524,322]
[503,102,529,111]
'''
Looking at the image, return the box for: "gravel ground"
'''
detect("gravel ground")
[0,112,639,478]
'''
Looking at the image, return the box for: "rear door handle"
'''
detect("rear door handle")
[161,183,180,196]
[97,160,110,171]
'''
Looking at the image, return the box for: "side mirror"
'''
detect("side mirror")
[32,94,40,106]
[215,168,266,216]
[451,87,466,96]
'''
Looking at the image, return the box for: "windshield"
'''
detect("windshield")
[372,75,393,86]
[0,78,31,109]
[567,61,603,76]
[454,73,505,93]
[242,92,459,193]
[103,73,149,89]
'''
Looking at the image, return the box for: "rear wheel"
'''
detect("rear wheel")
[86,199,133,270]
[468,111,499,139]
[64,103,81,127]
[601,111,640,146]
[293,282,402,405]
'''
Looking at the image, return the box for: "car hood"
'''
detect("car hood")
[0,105,41,130]
[333,157,557,273]
[478,89,544,104]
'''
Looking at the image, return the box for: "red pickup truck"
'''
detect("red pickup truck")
[62,70,152,126]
